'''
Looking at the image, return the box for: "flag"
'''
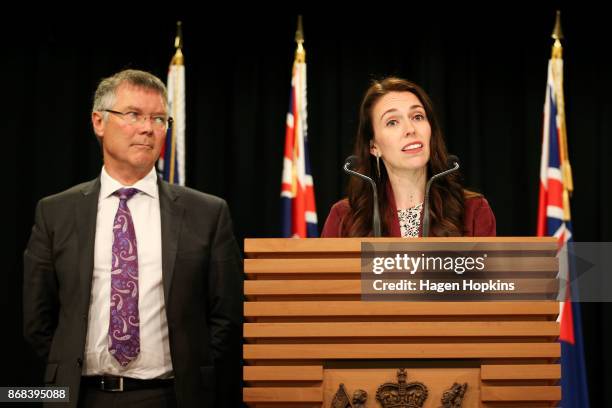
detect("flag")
[159,22,186,185]
[537,12,589,407]
[281,17,318,238]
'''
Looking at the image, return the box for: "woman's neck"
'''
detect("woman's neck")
[386,166,427,209]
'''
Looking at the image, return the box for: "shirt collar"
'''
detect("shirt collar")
[100,166,159,200]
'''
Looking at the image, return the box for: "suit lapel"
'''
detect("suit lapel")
[158,179,183,303]
[76,179,101,307]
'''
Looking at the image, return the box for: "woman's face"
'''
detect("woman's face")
[370,91,431,173]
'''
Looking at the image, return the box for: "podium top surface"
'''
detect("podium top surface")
[244,237,558,257]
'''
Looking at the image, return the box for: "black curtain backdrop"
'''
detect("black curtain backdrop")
[7,9,612,406]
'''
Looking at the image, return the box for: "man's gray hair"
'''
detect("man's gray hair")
[92,69,168,118]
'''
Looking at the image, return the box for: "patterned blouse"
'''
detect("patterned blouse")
[397,202,423,237]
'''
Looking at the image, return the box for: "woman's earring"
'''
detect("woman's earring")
[376,153,381,178]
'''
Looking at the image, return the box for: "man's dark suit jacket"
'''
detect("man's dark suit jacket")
[23,177,243,407]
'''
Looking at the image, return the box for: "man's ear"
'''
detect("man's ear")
[92,111,105,138]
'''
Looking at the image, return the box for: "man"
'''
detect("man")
[23,69,243,407]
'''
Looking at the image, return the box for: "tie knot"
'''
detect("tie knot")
[115,188,139,201]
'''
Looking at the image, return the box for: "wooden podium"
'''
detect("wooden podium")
[243,237,561,407]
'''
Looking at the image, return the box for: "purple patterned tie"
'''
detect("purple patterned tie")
[109,188,140,366]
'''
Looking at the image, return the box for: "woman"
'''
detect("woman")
[321,77,496,237]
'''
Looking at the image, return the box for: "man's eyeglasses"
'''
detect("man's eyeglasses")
[103,109,173,130]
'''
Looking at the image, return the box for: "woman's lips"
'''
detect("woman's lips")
[401,142,423,153]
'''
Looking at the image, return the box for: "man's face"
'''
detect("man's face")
[92,83,167,177]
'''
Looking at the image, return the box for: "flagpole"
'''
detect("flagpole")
[168,21,183,184]
[539,13,589,405]
[291,16,305,198]
[281,15,318,237]
[550,11,574,221]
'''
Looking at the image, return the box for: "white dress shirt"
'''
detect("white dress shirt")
[83,166,173,378]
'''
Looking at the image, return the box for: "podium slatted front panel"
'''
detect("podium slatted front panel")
[243,237,560,407]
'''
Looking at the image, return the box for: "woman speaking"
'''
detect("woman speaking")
[321,77,496,238]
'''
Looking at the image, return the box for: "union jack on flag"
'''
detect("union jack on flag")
[537,57,571,243]
[281,18,318,238]
[537,21,589,407]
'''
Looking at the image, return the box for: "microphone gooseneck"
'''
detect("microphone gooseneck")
[343,155,382,237]
[421,155,460,237]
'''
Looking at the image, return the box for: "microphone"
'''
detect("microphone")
[422,155,460,237]
[343,155,382,237]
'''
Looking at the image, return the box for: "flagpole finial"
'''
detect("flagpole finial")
[171,21,184,65]
[174,21,183,49]
[295,15,305,63]
[295,15,304,44]
[551,11,563,59]
[552,10,563,41]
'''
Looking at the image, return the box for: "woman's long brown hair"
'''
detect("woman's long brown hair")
[342,77,472,237]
